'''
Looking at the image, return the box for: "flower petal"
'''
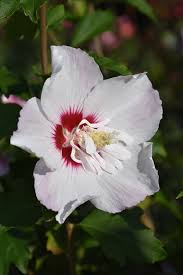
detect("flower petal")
[41,46,103,124]
[1,94,26,108]
[102,143,131,161]
[84,134,96,155]
[34,159,101,223]
[10,97,61,170]
[78,150,103,175]
[83,73,162,144]
[137,142,159,192]
[91,144,159,213]
[100,150,123,171]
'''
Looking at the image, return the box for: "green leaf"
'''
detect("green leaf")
[80,209,166,265]
[47,4,64,29]
[176,191,183,199]
[155,192,183,223]
[91,53,131,75]
[19,0,46,22]
[152,131,167,158]
[124,0,156,21]
[72,10,115,46]
[0,103,20,138]
[0,182,42,227]
[0,226,29,275]
[0,0,19,21]
[0,67,18,92]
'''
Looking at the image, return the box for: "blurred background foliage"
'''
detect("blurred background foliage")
[0,0,183,274]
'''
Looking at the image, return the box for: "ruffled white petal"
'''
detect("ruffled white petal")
[77,150,103,175]
[91,144,159,213]
[83,134,96,155]
[41,46,103,124]
[34,159,101,223]
[137,142,159,192]
[100,150,123,171]
[83,74,162,144]
[10,97,62,170]
[102,143,131,161]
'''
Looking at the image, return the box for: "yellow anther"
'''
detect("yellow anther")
[89,130,113,149]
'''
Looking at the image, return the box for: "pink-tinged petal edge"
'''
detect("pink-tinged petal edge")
[1,94,26,108]
[10,97,62,170]
[34,159,101,223]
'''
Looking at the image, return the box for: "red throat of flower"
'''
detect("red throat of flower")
[53,108,97,167]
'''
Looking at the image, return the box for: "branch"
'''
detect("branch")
[66,223,76,275]
[39,3,48,75]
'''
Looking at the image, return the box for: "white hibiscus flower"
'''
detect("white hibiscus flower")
[11,46,162,224]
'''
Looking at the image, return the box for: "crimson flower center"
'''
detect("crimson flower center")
[53,109,97,167]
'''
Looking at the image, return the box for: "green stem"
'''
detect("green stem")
[39,3,48,75]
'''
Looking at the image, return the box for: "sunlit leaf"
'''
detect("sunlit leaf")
[72,10,115,46]
[176,191,183,199]
[152,131,167,158]
[19,0,46,22]
[47,4,65,29]
[0,226,30,275]
[124,0,156,21]
[46,231,62,255]
[91,53,131,75]
[0,0,19,21]
[80,209,166,265]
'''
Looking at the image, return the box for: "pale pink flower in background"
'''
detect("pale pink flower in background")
[0,155,10,177]
[117,16,136,39]
[62,20,73,29]
[11,46,162,223]
[100,31,120,50]
[1,94,26,108]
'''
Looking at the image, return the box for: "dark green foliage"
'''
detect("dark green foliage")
[0,183,42,227]
[91,53,131,75]
[176,191,183,199]
[19,0,46,22]
[80,209,166,265]
[0,0,47,22]
[0,0,19,21]
[0,226,30,275]
[47,4,65,29]
[124,0,156,21]
[72,10,115,46]
[0,67,18,92]
[0,104,20,138]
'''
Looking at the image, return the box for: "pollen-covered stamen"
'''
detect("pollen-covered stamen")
[71,125,117,152]
[70,125,119,163]
[89,129,113,149]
